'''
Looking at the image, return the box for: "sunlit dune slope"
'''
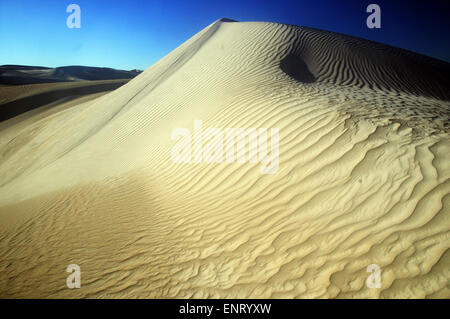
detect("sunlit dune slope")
[0,19,449,298]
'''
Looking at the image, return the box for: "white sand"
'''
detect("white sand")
[0,19,449,298]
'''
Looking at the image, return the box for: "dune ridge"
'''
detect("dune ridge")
[281,25,450,100]
[0,19,449,298]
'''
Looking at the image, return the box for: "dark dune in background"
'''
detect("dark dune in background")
[0,65,142,121]
[0,80,130,122]
[0,65,142,85]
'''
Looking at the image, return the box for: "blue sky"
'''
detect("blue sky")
[1,0,449,70]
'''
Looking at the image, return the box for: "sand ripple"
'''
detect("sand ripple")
[0,19,449,298]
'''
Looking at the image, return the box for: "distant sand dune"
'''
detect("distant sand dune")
[0,65,141,85]
[0,19,449,298]
[0,80,130,122]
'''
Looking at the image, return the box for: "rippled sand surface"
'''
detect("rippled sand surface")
[0,19,449,298]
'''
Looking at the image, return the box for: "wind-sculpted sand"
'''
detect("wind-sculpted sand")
[0,19,449,298]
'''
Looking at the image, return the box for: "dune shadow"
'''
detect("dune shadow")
[280,54,316,83]
[0,81,128,122]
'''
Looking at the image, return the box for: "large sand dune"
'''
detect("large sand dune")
[0,19,449,298]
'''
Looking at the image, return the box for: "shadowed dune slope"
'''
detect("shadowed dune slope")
[0,80,131,122]
[0,65,142,85]
[281,26,450,100]
[0,19,449,298]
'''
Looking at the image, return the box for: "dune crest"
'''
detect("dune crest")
[0,19,449,298]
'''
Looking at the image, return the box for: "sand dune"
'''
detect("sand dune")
[279,26,450,101]
[0,19,449,298]
[0,65,142,85]
[0,80,131,122]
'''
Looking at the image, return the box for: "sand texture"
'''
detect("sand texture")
[0,19,449,298]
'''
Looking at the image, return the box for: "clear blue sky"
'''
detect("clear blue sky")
[1,0,449,70]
